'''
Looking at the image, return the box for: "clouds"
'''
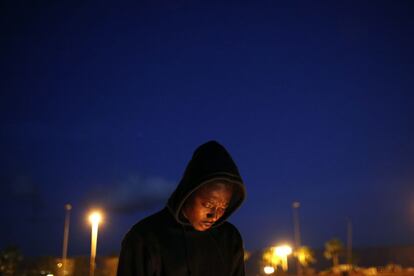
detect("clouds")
[0,174,40,204]
[84,173,175,214]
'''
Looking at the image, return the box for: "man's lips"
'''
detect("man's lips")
[201,221,214,227]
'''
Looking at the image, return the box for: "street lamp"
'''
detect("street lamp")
[292,201,302,275]
[61,203,72,276]
[292,202,301,247]
[274,245,292,271]
[88,211,103,276]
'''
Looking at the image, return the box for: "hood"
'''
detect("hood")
[167,141,246,228]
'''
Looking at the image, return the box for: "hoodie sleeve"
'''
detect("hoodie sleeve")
[230,226,246,276]
[117,231,156,276]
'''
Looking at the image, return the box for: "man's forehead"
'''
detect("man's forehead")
[197,186,232,201]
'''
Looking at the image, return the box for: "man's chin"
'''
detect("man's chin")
[198,222,213,231]
[194,223,212,231]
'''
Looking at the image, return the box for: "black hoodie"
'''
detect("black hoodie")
[117,141,246,276]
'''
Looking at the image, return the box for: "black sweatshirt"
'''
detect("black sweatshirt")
[117,141,246,276]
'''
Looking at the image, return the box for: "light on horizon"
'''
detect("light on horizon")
[275,244,292,257]
[274,244,292,271]
[264,265,275,274]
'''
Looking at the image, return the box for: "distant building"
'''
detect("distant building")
[15,245,414,276]
[245,245,414,276]
[19,256,118,276]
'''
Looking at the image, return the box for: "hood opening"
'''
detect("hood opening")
[167,141,246,228]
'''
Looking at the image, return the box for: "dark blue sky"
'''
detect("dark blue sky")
[1,1,414,257]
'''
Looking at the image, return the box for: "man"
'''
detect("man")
[117,141,246,276]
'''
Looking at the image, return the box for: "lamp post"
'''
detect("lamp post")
[88,211,102,276]
[347,218,353,265]
[61,204,72,276]
[292,201,302,276]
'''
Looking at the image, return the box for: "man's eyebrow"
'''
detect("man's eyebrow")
[201,198,230,207]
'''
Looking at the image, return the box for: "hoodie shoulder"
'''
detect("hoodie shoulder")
[118,211,170,276]
[122,209,170,245]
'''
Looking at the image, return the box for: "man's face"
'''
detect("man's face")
[182,183,233,231]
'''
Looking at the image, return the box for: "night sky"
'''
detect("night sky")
[1,1,414,257]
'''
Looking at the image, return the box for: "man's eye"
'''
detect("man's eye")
[203,203,214,208]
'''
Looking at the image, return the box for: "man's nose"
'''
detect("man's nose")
[207,210,219,221]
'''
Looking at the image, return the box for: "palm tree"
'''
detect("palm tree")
[0,246,23,276]
[324,238,343,267]
[294,246,315,267]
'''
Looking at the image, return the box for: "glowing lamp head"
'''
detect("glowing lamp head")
[275,245,292,257]
[89,212,102,225]
[264,266,275,274]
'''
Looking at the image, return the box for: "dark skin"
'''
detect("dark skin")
[182,182,233,231]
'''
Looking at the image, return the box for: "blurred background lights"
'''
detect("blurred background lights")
[275,245,292,256]
[264,266,275,274]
